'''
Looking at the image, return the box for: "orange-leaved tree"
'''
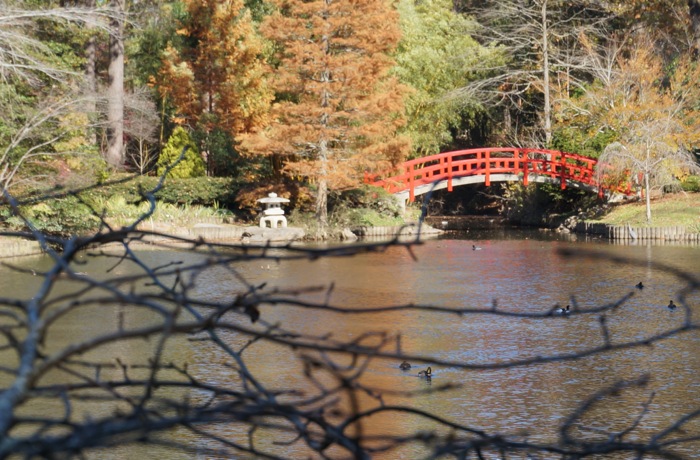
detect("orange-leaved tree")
[240,0,410,238]
[157,0,272,174]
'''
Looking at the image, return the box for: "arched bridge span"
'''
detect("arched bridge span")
[366,147,631,202]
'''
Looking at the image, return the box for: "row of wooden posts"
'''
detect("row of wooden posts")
[355,222,700,242]
[574,223,700,241]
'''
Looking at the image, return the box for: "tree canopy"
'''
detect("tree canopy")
[239,0,410,237]
[157,0,272,175]
[1,0,699,228]
[393,0,501,156]
[586,36,700,221]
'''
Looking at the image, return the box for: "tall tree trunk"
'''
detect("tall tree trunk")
[106,0,125,168]
[84,0,97,144]
[541,0,552,146]
[503,105,511,134]
[84,0,96,94]
[690,0,700,57]
[315,168,328,238]
[644,171,652,223]
[316,96,330,237]
[314,5,330,238]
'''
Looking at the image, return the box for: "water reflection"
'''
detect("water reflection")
[1,229,698,458]
[191,231,699,457]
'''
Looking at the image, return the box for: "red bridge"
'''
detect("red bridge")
[366,147,631,202]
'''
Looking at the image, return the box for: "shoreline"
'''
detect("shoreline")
[573,222,700,242]
[3,218,697,260]
[425,215,700,243]
[0,222,445,259]
[0,224,305,259]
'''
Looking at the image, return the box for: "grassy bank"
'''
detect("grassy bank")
[588,192,700,232]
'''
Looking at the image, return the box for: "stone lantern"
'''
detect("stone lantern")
[257,192,289,228]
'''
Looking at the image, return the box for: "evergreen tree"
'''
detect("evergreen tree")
[157,126,205,178]
[240,0,409,237]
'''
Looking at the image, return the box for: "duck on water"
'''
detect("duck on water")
[418,366,432,380]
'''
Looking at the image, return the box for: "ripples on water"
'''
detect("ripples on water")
[231,230,700,458]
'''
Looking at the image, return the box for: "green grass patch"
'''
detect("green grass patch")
[93,197,232,228]
[588,192,700,231]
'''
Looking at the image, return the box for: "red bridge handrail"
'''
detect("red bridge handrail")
[366,147,631,202]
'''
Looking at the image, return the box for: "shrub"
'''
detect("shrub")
[326,186,408,228]
[0,197,100,236]
[157,127,206,178]
[681,175,700,192]
[154,177,238,206]
[334,186,403,217]
[81,176,238,207]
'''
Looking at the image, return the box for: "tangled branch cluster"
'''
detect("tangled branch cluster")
[0,178,699,459]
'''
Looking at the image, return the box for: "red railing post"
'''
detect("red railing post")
[522,149,529,186]
[560,153,567,190]
[447,154,453,192]
[408,164,415,202]
[484,150,490,186]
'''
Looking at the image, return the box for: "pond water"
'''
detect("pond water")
[1,229,699,459]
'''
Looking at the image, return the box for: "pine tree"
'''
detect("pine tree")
[240,0,409,238]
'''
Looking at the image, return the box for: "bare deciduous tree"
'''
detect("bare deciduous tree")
[0,3,113,86]
[0,3,123,189]
[124,87,159,175]
[0,175,699,458]
[455,0,611,147]
[0,97,99,191]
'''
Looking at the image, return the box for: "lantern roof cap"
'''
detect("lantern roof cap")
[257,192,289,204]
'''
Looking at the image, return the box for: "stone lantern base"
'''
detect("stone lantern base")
[260,215,288,228]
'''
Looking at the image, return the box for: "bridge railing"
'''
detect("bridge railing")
[367,148,631,202]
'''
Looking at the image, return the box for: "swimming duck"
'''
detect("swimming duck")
[472,245,482,251]
[418,366,432,379]
[399,361,411,370]
[555,305,571,315]
[668,300,676,310]
[636,282,644,289]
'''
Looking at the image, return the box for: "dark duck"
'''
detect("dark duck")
[418,366,432,380]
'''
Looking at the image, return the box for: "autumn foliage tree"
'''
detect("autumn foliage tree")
[240,0,410,238]
[157,0,272,174]
[579,35,700,221]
